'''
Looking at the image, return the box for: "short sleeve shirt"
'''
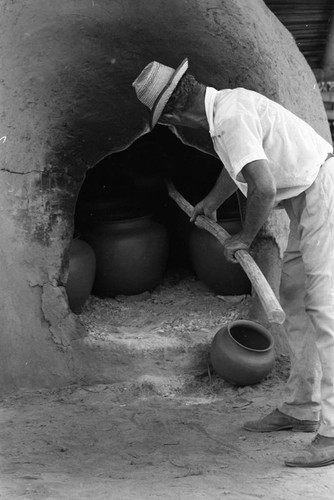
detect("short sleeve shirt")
[205,87,333,203]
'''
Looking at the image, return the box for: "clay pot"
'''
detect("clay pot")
[85,215,169,297]
[75,196,151,234]
[65,238,96,313]
[210,320,275,386]
[189,218,251,295]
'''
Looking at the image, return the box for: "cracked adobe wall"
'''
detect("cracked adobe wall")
[0,0,330,393]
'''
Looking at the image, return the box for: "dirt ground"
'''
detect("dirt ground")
[1,270,334,500]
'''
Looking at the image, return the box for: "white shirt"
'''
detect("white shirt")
[205,87,333,203]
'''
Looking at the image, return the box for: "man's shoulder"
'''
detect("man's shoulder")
[214,87,261,122]
[215,87,263,105]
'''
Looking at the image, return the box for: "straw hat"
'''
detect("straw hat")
[132,58,188,129]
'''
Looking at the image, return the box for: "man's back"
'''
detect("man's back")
[205,86,333,202]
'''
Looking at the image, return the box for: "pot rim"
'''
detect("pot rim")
[97,214,154,224]
[227,319,274,352]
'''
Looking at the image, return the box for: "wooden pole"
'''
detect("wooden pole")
[165,179,286,325]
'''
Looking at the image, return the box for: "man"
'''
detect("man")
[132,58,334,468]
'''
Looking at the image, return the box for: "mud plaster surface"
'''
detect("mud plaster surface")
[1,270,333,499]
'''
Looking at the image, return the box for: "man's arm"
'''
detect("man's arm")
[223,159,277,262]
[190,168,238,222]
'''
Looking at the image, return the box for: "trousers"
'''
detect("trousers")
[279,156,334,437]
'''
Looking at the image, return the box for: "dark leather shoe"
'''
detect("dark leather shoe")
[243,409,319,433]
[285,434,334,467]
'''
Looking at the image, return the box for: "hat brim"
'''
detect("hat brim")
[149,58,188,130]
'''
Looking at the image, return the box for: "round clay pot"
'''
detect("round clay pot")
[189,218,251,295]
[75,196,151,234]
[210,320,275,386]
[65,238,96,313]
[85,215,169,297]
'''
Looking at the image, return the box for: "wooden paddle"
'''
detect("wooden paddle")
[165,179,285,325]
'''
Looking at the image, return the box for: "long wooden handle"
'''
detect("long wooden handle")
[165,179,285,325]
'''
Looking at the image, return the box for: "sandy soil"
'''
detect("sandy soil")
[1,271,333,499]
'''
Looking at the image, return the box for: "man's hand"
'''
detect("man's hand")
[223,232,251,263]
[190,200,217,222]
[190,168,237,223]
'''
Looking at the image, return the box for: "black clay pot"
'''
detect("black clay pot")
[210,320,275,386]
[189,218,251,295]
[75,196,152,234]
[85,215,169,297]
[65,238,96,313]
